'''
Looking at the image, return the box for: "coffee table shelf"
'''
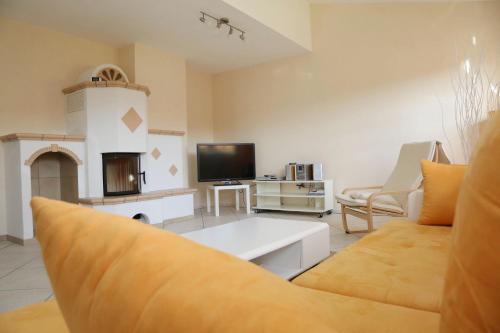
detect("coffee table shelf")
[257,265,303,280]
[182,218,330,280]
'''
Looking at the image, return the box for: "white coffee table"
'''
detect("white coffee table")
[182,217,330,279]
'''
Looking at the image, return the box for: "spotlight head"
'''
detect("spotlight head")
[216,20,222,29]
[240,33,245,41]
[229,27,233,35]
[199,16,205,23]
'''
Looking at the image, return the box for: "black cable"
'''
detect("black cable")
[240,189,246,208]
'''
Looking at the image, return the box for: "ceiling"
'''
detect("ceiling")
[309,0,495,3]
[0,0,309,73]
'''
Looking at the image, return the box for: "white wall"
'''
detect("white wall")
[213,2,500,209]
[0,145,6,236]
[186,65,214,208]
[0,18,119,236]
[3,142,22,238]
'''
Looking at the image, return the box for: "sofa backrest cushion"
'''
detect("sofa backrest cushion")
[31,197,337,333]
[418,160,467,226]
[440,113,500,332]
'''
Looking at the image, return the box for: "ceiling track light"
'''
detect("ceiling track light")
[199,11,246,41]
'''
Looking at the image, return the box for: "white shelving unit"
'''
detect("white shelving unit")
[253,180,333,217]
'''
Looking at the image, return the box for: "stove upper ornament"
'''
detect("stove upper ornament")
[78,64,129,83]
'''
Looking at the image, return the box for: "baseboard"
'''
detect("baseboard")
[6,235,24,245]
[163,214,196,226]
[194,203,238,210]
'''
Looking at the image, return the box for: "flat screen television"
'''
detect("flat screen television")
[197,143,256,182]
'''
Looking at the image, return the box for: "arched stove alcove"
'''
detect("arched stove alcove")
[30,152,79,235]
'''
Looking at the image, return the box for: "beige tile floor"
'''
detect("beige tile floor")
[0,207,391,313]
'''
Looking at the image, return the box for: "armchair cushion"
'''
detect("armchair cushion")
[336,193,404,214]
[349,191,399,206]
[407,189,424,221]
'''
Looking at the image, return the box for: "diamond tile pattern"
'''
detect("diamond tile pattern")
[151,148,161,160]
[169,164,178,176]
[121,107,143,133]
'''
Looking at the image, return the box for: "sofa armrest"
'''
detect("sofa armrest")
[407,189,423,221]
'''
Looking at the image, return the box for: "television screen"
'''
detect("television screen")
[197,143,256,182]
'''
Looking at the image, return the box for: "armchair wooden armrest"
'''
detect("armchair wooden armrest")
[340,188,417,233]
[342,186,383,195]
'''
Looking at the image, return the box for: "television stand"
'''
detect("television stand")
[213,180,242,186]
[252,180,333,218]
[207,184,250,217]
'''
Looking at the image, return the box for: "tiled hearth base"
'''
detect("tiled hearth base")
[81,189,196,225]
[78,188,196,205]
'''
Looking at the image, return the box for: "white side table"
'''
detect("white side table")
[207,184,251,217]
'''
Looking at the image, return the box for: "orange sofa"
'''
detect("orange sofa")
[293,219,452,314]
[0,114,498,332]
[0,202,445,333]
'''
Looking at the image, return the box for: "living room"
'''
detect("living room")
[0,0,499,332]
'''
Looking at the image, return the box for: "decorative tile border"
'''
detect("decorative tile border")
[24,145,83,166]
[0,133,85,142]
[148,129,186,136]
[62,81,151,96]
[79,188,197,206]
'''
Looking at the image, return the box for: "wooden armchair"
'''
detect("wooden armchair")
[340,186,415,233]
[337,141,448,233]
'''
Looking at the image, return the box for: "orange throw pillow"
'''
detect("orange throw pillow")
[418,160,467,226]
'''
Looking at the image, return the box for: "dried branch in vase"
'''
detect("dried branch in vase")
[451,37,499,162]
